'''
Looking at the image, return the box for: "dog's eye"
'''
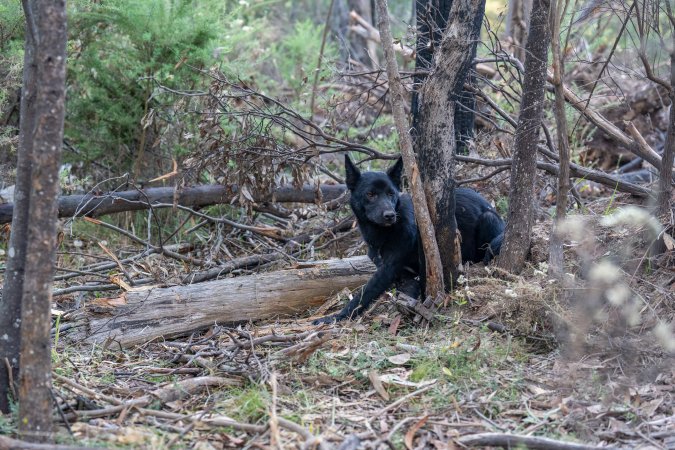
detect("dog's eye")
[367,192,376,199]
[387,192,395,197]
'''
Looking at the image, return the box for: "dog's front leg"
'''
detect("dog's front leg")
[312,264,398,324]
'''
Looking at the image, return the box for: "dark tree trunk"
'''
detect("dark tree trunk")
[497,0,551,273]
[16,0,67,442]
[376,0,446,298]
[416,0,486,287]
[347,0,377,67]
[0,0,40,414]
[412,0,479,154]
[656,43,674,226]
[504,0,532,62]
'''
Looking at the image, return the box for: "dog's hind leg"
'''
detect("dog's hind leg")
[478,210,505,263]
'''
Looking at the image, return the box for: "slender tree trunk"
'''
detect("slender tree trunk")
[497,0,551,273]
[656,40,674,227]
[375,0,445,298]
[0,0,40,414]
[412,0,479,154]
[17,0,67,442]
[548,0,571,276]
[347,0,378,66]
[505,0,532,62]
[416,0,486,287]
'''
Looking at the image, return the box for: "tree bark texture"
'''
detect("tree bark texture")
[548,0,571,276]
[656,44,674,221]
[347,0,378,67]
[412,0,481,154]
[497,0,551,273]
[77,256,375,347]
[375,0,446,297]
[504,0,532,62]
[16,0,67,442]
[0,0,41,414]
[0,184,347,224]
[416,0,486,287]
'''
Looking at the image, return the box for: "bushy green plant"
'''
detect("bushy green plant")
[66,0,223,170]
[272,19,338,96]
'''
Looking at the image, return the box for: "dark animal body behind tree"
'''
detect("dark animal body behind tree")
[313,156,504,324]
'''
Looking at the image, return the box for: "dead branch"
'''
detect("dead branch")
[0,436,98,450]
[54,374,268,434]
[349,10,414,58]
[182,252,286,284]
[457,432,607,449]
[374,383,436,417]
[74,256,375,347]
[456,155,652,197]
[554,75,663,171]
[0,184,347,224]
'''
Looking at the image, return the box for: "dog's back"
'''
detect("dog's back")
[455,188,505,263]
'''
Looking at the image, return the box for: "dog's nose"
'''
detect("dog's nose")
[383,211,396,221]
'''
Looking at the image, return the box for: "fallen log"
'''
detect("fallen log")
[0,157,653,225]
[0,183,347,224]
[76,256,375,347]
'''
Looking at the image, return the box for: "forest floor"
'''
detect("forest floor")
[23,191,671,450]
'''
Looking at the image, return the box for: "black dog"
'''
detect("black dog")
[312,156,504,324]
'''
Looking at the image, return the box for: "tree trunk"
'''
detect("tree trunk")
[0,0,38,412]
[375,0,446,298]
[16,0,67,442]
[348,0,378,67]
[656,40,674,229]
[415,0,486,287]
[548,0,571,276]
[504,0,532,63]
[75,256,376,347]
[412,0,480,155]
[497,0,551,273]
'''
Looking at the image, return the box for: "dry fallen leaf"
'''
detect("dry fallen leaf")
[389,315,401,335]
[369,370,390,401]
[388,353,411,365]
[379,374,437,388]
[404,415,429,450]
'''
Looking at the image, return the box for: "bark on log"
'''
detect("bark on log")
[78,256,375,347]
[0,184,347,224]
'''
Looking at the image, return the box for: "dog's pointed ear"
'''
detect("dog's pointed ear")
[345,154,361,191]
[387,157,404,189]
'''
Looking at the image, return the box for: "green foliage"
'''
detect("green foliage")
[272,19,337,96]
[224,385,269,423]
[0,401,17,435]
[495,195,509,216]
[66,0,223,169]
[0,2,24,155]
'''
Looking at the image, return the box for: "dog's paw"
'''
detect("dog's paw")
[312,314,343,325]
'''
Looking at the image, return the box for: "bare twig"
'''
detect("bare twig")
[375,383,435,417]
[457,432,608,449]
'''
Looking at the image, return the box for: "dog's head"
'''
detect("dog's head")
[345,155,403,227]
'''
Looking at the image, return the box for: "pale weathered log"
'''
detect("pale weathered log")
[80,256,375,347]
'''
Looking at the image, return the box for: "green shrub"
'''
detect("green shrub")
[66,0,223,170]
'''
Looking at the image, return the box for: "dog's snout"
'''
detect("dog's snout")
[383,211,396,221]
